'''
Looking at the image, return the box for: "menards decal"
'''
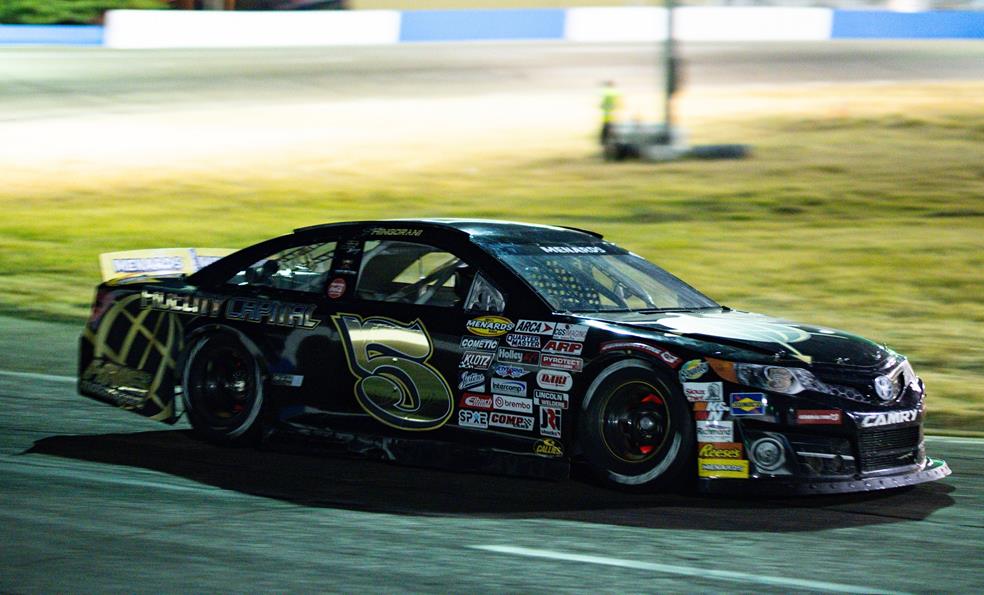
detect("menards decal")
[466,316,514,337]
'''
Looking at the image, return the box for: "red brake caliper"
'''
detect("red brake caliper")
[638,393,663,454]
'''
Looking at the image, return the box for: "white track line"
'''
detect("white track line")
[471,545,909,595]
[0,370,75,383]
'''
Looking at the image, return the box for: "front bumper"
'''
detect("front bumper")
[697,457,951,495]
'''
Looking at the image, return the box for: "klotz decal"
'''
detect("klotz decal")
[539,406,562,438]
[466,315,514,337]
[536,369,573,391]
[683,381,723,403]
[460,351,494,370]
[679,359,709,382]
[333,314,453,431]
[729,392,766,416]
[326,277,347,299]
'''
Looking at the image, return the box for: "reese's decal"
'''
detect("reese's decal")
[333,314,453,431]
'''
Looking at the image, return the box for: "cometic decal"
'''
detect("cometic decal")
[333,314,453,431]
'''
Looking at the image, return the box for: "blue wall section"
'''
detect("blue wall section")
[399,9,565,42]
[832,11,984,39]
[0,25,103,46]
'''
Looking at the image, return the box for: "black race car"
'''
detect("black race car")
[79,219,950,493]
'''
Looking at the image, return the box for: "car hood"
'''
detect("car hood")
[582,309,891,367]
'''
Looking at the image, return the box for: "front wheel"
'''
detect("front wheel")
[579,360,693,491]
[182,333,265,445]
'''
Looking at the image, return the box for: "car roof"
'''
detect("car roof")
[293,219,603,243]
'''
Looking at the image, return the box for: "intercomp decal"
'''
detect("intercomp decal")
[333,314,453,431]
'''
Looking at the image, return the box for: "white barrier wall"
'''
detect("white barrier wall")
[103,9,401,49]
[566,7,834,43]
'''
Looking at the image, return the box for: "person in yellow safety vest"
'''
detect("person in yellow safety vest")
[599,80,622,145]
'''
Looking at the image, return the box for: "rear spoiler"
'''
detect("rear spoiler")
[99,248,235,282]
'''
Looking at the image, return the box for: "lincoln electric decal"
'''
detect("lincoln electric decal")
[332,314,453,431]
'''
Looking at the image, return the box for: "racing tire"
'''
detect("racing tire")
[579,360,694,491]
[182,333,266,446]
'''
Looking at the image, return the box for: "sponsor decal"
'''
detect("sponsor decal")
[698,458,750,479]
[225,297,321,329]
[489,412,534,432]
[459,393,493,410]
[326,277,347,299]
[496,347,540,366]
[493,394,534,414]
[460,336,499,351]
[515,319,556,335]
[458,409,489,429]
[599,340,681,368]
[458,371,485,392]
[505,333,542,349]
[540,406,562,438]
[696,420,733,442]
[539,245,606,254]
[367,227,423,237]
[460,351,494,370]
[730,392,766,416]
[490,377,527,397]
[679,359,709,382]
[541,340,583,356]
[698,442,743,459]
[333,314,453,431]
[142,290,225,318]
[795,409,842,425]
[537,369,573,391]
[466,315,515,337]
[335,257,359,275]
[115,255,184,274]
[683,381,723,403]
[857,409,919,428]
[340,239,361,254]
[693,401,729,412]
[534,438,564,457]
[493,364,530,379]
[534,389,569,410]
[271,373,304,387]
[694,410,726,421]
[540,354,583,372]
[552,323,589,342]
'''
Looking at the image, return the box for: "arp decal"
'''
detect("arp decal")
[333,314,453,431]
[599,341,681,367]
[541,340,583,356]
[466,315,514,337]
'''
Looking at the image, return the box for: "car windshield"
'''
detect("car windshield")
[496,248,719,313]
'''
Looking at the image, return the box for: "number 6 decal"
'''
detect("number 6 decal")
[333,313,453,431]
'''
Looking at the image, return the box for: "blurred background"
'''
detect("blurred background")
[0,1,981,433]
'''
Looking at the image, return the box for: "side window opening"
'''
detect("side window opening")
[227,241,337,295]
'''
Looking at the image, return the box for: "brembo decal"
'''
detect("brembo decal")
[333,314,453,431]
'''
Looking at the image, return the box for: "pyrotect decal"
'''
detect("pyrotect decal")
[539,354,583,372]
[333,314,453,431]
[466,315,515,337]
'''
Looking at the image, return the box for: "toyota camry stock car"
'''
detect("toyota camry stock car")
[78,219,950,494]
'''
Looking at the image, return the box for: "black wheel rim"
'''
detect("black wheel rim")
[600,381,671,463]
[192,344,255,427]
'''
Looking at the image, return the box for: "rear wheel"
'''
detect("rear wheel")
[579,360,693,490]
[182,333,265,445]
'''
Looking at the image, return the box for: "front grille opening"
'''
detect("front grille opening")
[858,425,922,473]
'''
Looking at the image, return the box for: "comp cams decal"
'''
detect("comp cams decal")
[333,314,453,431]
[489,412,534,431]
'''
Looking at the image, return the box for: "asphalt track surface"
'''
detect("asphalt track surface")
[3,42,984,592]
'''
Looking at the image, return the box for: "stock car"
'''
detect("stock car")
[79,219,951,494]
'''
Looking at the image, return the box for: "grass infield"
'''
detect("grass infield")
[0,81,981,431]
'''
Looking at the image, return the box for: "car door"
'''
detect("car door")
[330,236,512,435]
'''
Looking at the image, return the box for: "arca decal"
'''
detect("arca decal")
[333,314,453,431]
